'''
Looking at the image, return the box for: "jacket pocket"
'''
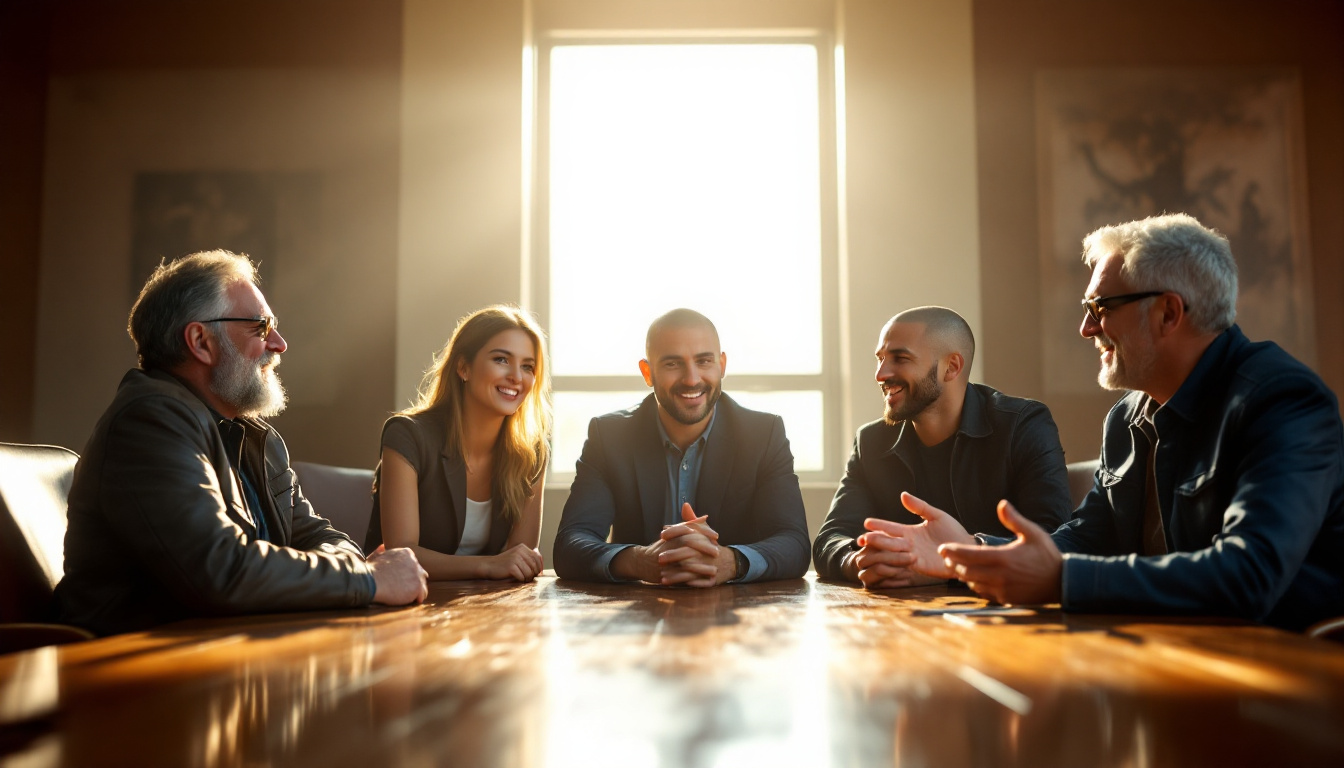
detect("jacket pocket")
[1172,467,1220,542]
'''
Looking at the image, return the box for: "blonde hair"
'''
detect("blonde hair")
[406,305,552,524]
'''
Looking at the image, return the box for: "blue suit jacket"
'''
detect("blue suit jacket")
[553,393,811,582]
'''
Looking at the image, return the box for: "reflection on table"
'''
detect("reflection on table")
[2,574,1343,767]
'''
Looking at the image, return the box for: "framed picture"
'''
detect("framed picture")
[1036,69,1314,394]
[130,171,322,302]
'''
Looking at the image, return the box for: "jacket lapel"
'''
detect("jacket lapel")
[633,396,668,541]
[245,417,290,544]
[441,451,468,547]
[695,396,735,523]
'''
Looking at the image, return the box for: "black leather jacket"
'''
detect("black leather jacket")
[56,369,376,636]
[814,383,1072,580]
[1056,325,1344,630]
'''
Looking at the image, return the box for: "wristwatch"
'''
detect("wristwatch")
[731,546,749,582]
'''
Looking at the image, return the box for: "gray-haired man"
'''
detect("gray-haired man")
[878,214,1344,630]
[56,250,427,636]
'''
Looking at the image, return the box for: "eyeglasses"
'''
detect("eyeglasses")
[201,315,278,340]
[1080,292,1167,324]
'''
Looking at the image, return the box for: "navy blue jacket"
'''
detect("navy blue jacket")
[1057,325,1344,630]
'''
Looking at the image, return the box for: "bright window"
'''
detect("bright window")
[541,42,835,478]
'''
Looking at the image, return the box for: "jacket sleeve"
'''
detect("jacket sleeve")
[812,433,870,580]
[1060,372,1343,625]
[99,396,376,614]
[741,415,812,580]
[1006,402,1073,530]
[553,417,627,582]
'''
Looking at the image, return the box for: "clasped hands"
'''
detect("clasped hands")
[850,491,1063,605]
[629,502,737,588]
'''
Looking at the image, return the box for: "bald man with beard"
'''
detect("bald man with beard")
[813,306,1072,588]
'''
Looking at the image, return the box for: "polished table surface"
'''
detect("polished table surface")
[2,574,1343,767]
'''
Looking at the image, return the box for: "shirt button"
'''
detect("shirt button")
[681,463,688,471]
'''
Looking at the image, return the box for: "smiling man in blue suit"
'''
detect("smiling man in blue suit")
[554,309,811,586]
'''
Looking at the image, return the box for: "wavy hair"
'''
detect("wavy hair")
[405,306,552,524]
[128,250,257,370]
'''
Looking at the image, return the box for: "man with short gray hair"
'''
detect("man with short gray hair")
[879,214,1344,630]
[56,250,428,636]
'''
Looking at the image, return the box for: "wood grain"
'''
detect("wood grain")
[2,575,1341,767]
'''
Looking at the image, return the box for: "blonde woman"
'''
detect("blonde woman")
[365,306,552,581]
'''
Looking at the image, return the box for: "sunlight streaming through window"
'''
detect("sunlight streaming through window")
[547,43,825,473]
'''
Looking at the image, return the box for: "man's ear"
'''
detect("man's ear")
[638,359,654,387]
[183,322,217,366]
[1156,293,1186,337]
[719,351,728,376]
[942,351,965,382]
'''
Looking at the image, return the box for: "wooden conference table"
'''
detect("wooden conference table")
[2,574,1343,767]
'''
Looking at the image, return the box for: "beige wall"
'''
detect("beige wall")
[398,0,981,559]
[28,0,403,467]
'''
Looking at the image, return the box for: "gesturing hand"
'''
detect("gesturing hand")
[937,499,1063,605]
[851,492,975,584]
[850,527,946,589]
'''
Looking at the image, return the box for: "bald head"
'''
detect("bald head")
[645,308,720,360]
[889,306,975,374]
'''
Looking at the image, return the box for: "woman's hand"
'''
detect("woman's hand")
[479,543,544,581]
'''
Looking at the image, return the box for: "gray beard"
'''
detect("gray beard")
[211,333,287,419]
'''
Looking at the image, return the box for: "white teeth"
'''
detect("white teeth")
[498,387,519,397]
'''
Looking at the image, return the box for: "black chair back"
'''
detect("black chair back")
[0,442,79,624]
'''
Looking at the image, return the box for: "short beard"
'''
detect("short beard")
[1096,331,1154,392]
[882,361,942,425]
[659,381,722,426]
[211,332,287,419]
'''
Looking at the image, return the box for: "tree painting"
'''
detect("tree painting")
[1036,69,1313,394]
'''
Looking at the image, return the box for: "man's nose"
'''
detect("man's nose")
[267,328,288,353]
[1080,311,1100,339]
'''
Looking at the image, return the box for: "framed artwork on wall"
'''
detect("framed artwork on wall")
[130,171,322,303]
[1036,69,1314,394]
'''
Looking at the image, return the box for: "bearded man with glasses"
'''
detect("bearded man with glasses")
[869,213,1344,630]
[56,250,428,636]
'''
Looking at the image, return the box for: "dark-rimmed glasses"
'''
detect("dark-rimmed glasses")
[201,315,278,340]
[1080,292,1166,324]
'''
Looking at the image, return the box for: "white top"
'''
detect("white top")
[455,498,492,556]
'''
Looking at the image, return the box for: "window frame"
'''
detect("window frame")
[528,26,843,485]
